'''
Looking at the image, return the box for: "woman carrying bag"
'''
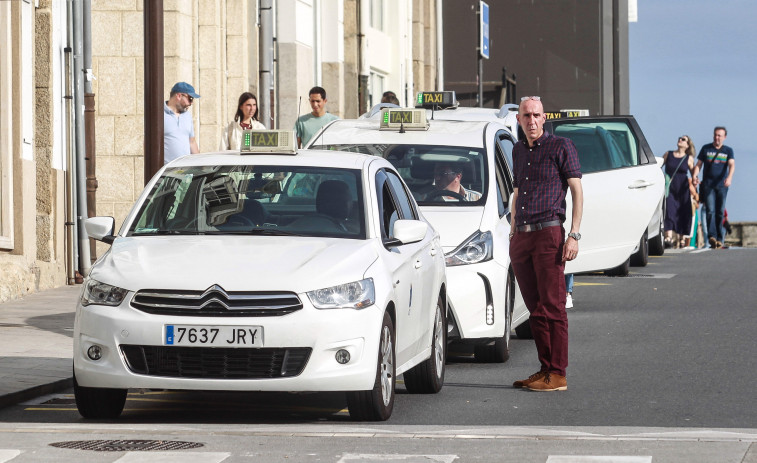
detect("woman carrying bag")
[662,135,698,248]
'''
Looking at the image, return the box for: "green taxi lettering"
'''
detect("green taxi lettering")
[252,132,278,146]
[423,92,443,104]
[389,111,413,124]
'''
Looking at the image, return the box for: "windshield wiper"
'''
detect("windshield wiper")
[130,230,206,236]
[204,229,305,237]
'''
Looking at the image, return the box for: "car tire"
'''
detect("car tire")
[474,269,514,363]
[73,374,127,419]
[630,231,649,267]
[346,311,395,421]
[404,295,446,393]
[604,256,630,276]
[649,206,665,256]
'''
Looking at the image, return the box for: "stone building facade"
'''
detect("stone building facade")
[0,0,440,303]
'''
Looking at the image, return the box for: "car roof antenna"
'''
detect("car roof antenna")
[399,121,405,134]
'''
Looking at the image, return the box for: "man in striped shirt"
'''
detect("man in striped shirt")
[509,96,583,392]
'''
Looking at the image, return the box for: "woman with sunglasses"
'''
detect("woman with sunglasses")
[662,136,698,248]
[219,92,265,150]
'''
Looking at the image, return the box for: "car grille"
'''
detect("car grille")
[131,285,303,317]
[120,345,311,379]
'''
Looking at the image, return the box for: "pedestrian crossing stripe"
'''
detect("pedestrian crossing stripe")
[0,450,20,463]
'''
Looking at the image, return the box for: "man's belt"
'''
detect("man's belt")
[516,219,561,232]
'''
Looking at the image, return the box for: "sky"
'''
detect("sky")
[629,0,757,221]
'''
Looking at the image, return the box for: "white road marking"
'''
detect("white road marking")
[114,452,230,463]
[547,457,651,463]
[338,455,458,463]
[0,450,20,463]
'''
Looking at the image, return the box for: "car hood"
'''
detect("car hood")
[90,236,379,293]
[419,207,485,248]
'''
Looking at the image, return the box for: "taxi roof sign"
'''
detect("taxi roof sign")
[415,91,457,109]
[543,109,590,120]
[379,108,429,131]
[240,130,297,154]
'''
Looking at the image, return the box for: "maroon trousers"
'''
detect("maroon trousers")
[509,226,568,376]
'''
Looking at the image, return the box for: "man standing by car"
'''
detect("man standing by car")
[692,126,735,249]
[509,96,583,392]
[164,82,200,164]
[294,86,339,148]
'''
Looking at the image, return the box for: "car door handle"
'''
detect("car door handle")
[414,260,423,269]
[628,181,654,189]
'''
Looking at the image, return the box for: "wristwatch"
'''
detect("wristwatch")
[568,232,581,241]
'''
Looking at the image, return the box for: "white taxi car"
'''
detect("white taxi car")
[393,94,665,275]
[308,107,527,361]
[74,131,447,421]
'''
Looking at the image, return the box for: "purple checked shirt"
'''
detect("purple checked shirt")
[512,131,582,225]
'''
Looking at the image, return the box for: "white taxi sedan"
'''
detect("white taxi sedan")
[74,134,447,421]
[309,109,527,361]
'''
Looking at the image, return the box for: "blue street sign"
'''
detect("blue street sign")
[480,1,490,59]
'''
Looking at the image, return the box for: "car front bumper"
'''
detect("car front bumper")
[73,296,383,392]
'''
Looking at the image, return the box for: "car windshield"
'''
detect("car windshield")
[311,144,486,205]
[127,165,365,239]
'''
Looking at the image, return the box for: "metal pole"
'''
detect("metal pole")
[72,0,91,276]
[143,0,164,183]
[259,0,273,129]
[477,4,482,107]
[64,0,78,284]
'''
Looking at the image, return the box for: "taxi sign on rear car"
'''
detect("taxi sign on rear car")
[415,91,457,109]
[379,108,429,131]
[241,129,297,154]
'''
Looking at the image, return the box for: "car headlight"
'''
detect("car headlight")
[445,230,493,266]
[81,278,129,307]
[307,278,375,310]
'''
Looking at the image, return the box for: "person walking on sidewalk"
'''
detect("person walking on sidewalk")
[692,126,735,249]
[509,96,583,392]
[294,86,339,148]
[662,135,697,249]
[164,82,200,164]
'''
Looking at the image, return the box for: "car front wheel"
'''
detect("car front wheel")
[347,311,395,421]
[404,294,446,393]
[73,374,127,419]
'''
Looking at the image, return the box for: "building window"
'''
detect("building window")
[369,0,384,31]
[369,72,385,108]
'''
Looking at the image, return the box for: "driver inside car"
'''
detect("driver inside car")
[427,162,482,202]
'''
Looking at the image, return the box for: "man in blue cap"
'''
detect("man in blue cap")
[164,82,200,164]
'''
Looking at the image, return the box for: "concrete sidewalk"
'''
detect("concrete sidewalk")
[0,285,80,409]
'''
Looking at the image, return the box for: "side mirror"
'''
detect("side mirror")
[392,219,428,245]
[84,217,116,244]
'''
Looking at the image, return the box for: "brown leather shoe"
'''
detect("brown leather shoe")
[527,372,567,391]
[709,237,718,248]
[513,370,546,388]
[716,240,724,249]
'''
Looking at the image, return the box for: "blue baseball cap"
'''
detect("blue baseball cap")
[171,82,200,98]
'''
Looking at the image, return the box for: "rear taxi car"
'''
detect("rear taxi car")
[389,93,665,276]
[308,106,527,361]
[74,131,447,421]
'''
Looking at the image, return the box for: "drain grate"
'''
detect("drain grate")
[50,440,204,452]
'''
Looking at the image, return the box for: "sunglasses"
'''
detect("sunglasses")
[434,171,458,177]
[520,96,541,101]
[185,94,194,103]
[679,137,688,142]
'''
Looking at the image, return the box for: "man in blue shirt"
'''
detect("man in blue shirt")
[692,126,735,248]
[164,82,200,164]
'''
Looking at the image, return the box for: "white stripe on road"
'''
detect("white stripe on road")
[0,450,20,463]
[114,452,230,463]
[547,457,652,463]
[338,455,458,463]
